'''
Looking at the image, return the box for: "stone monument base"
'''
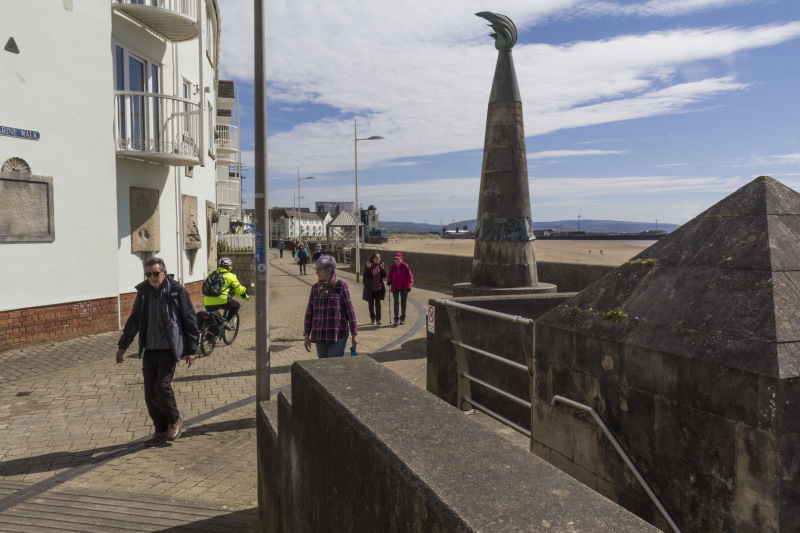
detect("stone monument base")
[452,282,557,297]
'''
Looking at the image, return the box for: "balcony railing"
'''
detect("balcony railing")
[114,91,201,166]
[112,0,199,42]
[216,180,241,207]
[215,124,239,153]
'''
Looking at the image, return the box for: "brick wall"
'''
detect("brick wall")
[1,279,205,353]
[0,298,119,352]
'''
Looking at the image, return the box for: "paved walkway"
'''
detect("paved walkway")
[0,251,447,531]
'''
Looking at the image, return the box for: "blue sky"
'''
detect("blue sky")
[218,0,800,226]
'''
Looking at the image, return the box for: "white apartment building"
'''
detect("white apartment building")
[0,0,227,350]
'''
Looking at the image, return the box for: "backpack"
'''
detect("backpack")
[202,270,226,297]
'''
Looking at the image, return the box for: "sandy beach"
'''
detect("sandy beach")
[370,236,655,266]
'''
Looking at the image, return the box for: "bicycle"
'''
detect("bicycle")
[198,308,239,356]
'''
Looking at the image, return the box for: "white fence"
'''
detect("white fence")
[217,234,254,252]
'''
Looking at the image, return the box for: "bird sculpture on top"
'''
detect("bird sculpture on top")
[475,12,517,50]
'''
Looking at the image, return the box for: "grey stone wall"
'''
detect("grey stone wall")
[351,247,615,292]
[218,252,254,288]
[426,294,575,430]
[256,356,658,532]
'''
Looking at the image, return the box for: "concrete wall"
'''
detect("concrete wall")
[351,247,615,292]
[257,356,658,532]
[426,294,575,430]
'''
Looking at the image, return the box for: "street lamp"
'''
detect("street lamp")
[296,168,315,241]
[354,118,384,281]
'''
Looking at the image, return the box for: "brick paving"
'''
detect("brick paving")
[0,250,448,531]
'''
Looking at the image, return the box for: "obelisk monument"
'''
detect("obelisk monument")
[454,12,554,296]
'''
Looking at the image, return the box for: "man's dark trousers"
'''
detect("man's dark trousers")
[143,349,180,432]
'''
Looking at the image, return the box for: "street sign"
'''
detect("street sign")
[254,231,264,263]
[427,306,435,333]
[354,210,360,219]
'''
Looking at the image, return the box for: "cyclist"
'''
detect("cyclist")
[204,257,249,329]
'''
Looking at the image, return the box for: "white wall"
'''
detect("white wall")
[113,1,218,292]
[0,3,118,311]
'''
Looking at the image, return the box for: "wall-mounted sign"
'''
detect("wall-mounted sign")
[0,126,40,141]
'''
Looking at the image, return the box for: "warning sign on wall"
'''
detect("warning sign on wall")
[427,306,435,333]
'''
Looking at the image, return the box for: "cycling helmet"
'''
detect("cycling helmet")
[218,257,232,268]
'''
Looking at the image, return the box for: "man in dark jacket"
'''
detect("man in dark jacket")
[116,257,199,446]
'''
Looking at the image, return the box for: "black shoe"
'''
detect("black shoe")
[377,321,381,326]
[400,319,405,325]
[144,432,168,446]
[370,320,375,325]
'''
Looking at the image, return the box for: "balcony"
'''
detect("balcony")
[216,179,241,208]
[112,0,199,43]
[215,124,239,153]
[115,91,201,166]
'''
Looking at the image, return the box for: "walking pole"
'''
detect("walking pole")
[388,290,392,325]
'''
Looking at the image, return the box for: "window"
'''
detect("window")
[206,7,216,65]
[114,45,160,152]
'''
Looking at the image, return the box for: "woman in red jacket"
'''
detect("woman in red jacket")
[387,252,413,325]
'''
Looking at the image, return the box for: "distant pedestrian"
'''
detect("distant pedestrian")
[278,239,285,258]
[297,242,310,275]
[290,240,297,259]
[387,252,413,326]
[303,256,358,358]
[362,253,386,326]
[312,243,324,263]
[115,257,198,446]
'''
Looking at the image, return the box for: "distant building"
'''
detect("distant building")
[270,208,327,241]
[316,201,354,218]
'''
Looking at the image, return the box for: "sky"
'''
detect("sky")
[217,0,800,226]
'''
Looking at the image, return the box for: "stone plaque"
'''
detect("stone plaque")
[182,194,201,250]
[130,187,160,253]
[206,201,217,272]
[0,172,55,242]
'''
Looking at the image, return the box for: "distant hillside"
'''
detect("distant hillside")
[382,219,679,234]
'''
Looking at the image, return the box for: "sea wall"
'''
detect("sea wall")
[349,247,615,292]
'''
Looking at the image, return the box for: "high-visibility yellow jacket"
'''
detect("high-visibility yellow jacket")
[203,268,249,306]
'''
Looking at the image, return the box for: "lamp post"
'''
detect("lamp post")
[354,118,384,281]
[296,169,315,241]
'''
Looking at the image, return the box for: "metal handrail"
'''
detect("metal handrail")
[435,298,534,439]
[551,395,682,533]
[113,91,200,158]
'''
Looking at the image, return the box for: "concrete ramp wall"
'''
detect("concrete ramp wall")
[257,356,658,532]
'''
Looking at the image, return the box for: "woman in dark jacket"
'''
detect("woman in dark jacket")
[362,253,386,326]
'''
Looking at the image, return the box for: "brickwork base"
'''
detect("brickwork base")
[1,279,205,352]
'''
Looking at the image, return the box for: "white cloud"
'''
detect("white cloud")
[216,0,800,178]
[571,0,758,18]
[528,149,627,159]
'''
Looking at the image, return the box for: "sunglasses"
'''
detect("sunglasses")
[144,271,163,278]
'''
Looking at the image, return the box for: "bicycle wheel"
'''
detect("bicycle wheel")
[199,321,216,356]
[223,313,240,345]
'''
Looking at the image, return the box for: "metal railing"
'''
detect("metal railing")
[113,0,197,22]
[438,298,681,533]
[215,124,239,153]
[434,298,534,438]
[551,396,682,533]
[215,180,241,207]
[114,91,200,162]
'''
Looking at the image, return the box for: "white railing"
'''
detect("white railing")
[114,91,200,163]
[113,0,197,21]
[215,124,239,153]
[216,180,241,207]
[218,233,254,252]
